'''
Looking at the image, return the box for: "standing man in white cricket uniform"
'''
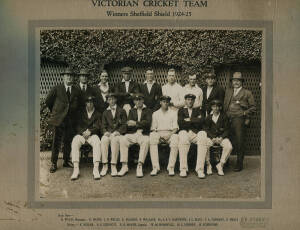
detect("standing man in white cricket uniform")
[118,93,152,177]
[162,68,184,111]
[183,74,203,109]
[149,95,179,176]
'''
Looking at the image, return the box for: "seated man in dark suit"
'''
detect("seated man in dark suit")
[100,93,127,177]
[45,67,81,173]
[119,93,152,178]
[114,66,140,116]
[139,68,162,112]
[70,95,102,180]
[75,68,95,112]
[198,100,233,176]
[93,70,112,114]
[202,72,225,116]
[178,94,205,178]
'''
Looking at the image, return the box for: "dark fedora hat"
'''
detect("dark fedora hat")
[231,72,244,81]
[184,93,196,100]
[60,67,74,75]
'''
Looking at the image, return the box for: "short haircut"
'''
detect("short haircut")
[168,68,176,75]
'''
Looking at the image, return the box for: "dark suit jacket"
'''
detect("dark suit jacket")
[140,82,162,111]
[75,84,95,112]
[178,107,205,133]
[204,112,230,139]
[223,87,256,118]
[127,107,152,135]
[92,84,113,114]
[45,84,80,127]
[76,109,102,137]
[114,81,140,107]
[202,85,225,115]
[101,106,127,134]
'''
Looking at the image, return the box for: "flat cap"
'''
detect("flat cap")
[132,93,145,100]
[105,92,118,99]
[210,99,223,107]
[184,93,196,100]
[160,95,171,102]
[85,95,95,102]
[121,66,133,73]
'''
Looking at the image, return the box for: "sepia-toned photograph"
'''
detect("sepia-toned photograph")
[39,28,262,200]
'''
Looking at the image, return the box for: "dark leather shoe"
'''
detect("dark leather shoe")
[63,160,73,168]
[50,164,57,173]
[233,164,243,172]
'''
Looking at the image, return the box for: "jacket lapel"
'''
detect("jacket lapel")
[184,108,190,118]
[225,88,234,109]
[208,86,216,100]
[61,84,69,102]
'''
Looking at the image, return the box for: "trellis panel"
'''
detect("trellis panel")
[40,60,261,155]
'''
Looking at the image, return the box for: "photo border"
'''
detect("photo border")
[28,20,273,209]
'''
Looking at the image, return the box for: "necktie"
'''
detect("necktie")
[234,89,237,96]
[66,87,71,100]
[83,85,86,92]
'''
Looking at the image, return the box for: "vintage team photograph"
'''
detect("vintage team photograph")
[39,28,262,200]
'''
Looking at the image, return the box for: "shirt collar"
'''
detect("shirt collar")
[212,112,220,118]
[107,105,117,110]
[144,80,155,84]
[80,82,87,87]
[184,106,193,109]
[64,84,71,90]
[134,104,147,109]
[98,82,108,87]
[86,107,95,114]
[185,84,199,89]
[167,82,178,87]
[122,79,131,83]
[234,86,242,92]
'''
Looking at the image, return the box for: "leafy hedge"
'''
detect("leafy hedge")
[41,29,261,75]
[40,29,262,151]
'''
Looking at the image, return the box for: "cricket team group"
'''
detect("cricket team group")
[44,66,256,180]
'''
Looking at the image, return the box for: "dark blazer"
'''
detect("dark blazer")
[178,107,205,133]
[204,112,230,139]
[92,84,113,114]
[140,82,162,111]
[127,107,152,135]
[75,84,95,112]
[114,81,140,107]
[45,84,81,127]
[202,85,225,115]
[101,106,127,135]
[223,87,256,118]
[76,109,102,137]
